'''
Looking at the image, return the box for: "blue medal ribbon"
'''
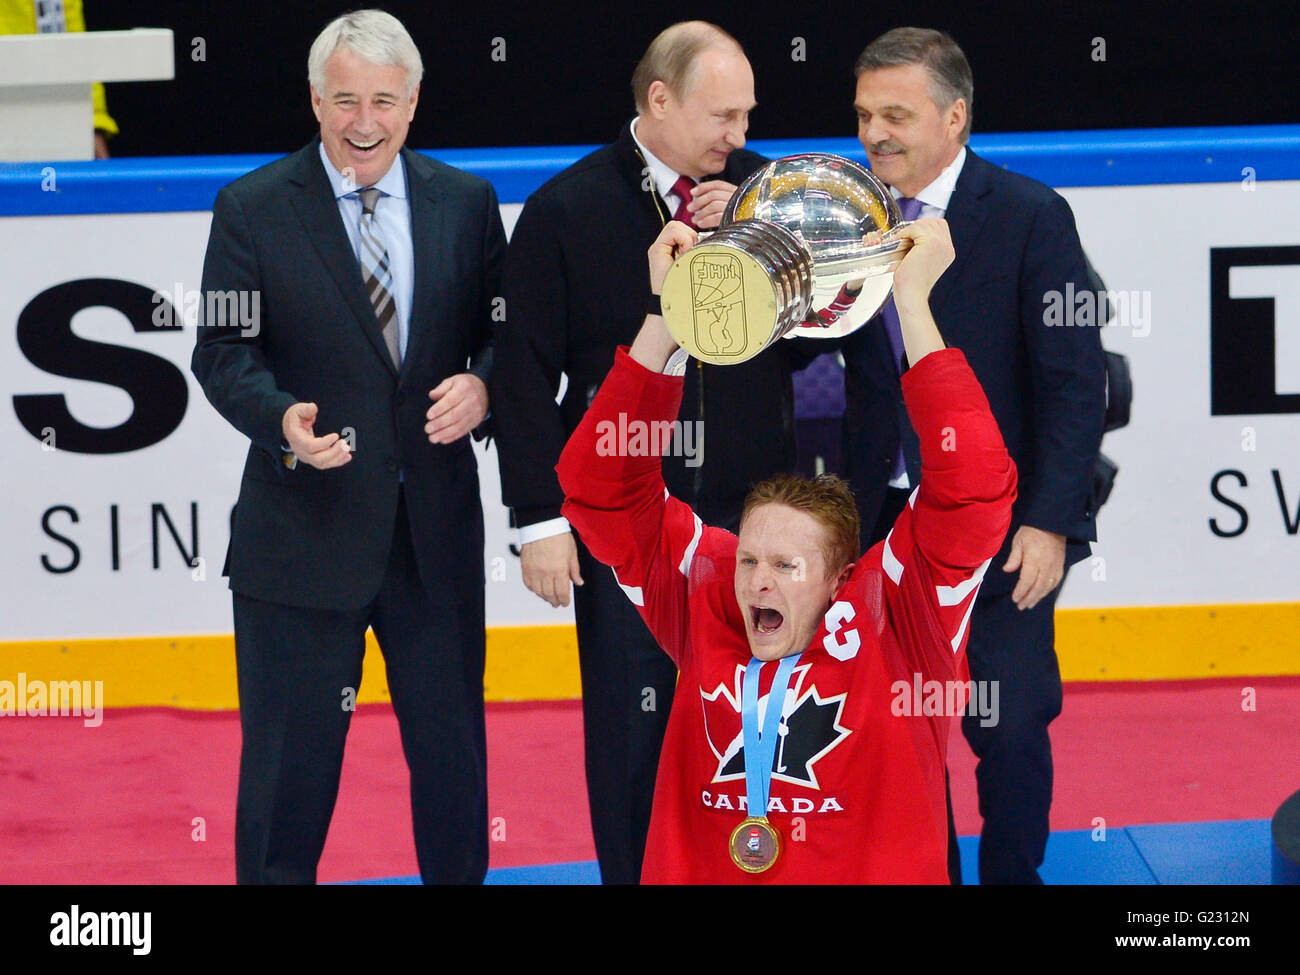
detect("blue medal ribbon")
[742,652,802,818]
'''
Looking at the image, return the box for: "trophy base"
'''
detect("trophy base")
[660,242,785,366]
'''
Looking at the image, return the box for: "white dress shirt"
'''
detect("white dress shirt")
[318,141,415,361]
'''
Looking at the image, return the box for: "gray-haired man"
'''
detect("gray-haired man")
[192,9,505,884]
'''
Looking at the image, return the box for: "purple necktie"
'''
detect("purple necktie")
[880,196,925,479]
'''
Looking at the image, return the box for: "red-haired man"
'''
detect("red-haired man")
[557,219,1016,882]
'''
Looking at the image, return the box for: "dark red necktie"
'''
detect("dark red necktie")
[670,175,697,229]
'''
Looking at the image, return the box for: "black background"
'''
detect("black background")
[88,0,1295,157]
[4,887,1282,961]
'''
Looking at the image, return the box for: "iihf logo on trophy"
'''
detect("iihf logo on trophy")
[691,252,747,357]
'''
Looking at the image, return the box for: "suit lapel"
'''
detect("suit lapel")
[930,149,994,321]
[617,123,674,227]
[402,147,441,384]
[287,140,399,379]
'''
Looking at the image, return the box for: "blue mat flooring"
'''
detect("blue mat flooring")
[1126,820,1272,885]
[341,818,1275,885]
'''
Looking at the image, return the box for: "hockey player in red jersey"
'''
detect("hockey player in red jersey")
[557,219,1016,883]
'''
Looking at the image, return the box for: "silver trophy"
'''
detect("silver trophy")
[659,153,912,365]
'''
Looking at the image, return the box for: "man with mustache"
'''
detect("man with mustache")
[841,27,1106,883]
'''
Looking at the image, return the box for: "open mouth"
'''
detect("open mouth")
[750,605,785,635]
[346,137,383,155]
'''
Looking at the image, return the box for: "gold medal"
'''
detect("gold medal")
[729,816,781,873]
[730,654,800,874]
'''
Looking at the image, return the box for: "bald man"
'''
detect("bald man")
[492,21,815,883]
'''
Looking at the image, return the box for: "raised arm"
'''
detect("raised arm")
[873,219,1018,673]
[627,222,698,371]
[556,223,711,667]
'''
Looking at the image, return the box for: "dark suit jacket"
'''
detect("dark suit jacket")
[842,148,1105,593]
[494,122,816,531]
[192,138,506,610]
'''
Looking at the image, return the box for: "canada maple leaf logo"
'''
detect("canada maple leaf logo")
[699,661,850,790]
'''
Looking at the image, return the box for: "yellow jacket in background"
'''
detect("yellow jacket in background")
[0,0,119,136]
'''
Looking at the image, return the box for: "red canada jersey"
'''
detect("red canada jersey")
[557,346,1016,884]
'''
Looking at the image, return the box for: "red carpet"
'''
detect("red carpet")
[949,677,1300,833]
[1,678,1296,883]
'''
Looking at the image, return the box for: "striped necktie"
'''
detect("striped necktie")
[357,186,401,369]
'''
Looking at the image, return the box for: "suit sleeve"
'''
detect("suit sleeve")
[470,181,507,440]
[1016,193,1107,541]
[878,348,1017,675]
[492,193,573,527]
[556,348,707,669]
[190,186,296,456]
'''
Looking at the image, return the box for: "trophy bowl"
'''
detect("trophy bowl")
[659,153,912,365]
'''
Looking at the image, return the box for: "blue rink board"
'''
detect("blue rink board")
[339,819,1273,885]
[2,124,1297,216]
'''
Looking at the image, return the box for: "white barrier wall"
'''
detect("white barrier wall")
[1060,180,1299,607]
[1,183,1297,641]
